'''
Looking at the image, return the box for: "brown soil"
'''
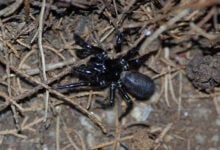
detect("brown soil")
[0,0,219,150]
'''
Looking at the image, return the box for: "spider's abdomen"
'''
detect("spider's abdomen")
[120,71,155,100]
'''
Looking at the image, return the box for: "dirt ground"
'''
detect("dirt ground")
[0,0,220,150]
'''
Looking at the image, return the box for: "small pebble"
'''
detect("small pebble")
[208,148,218,150]
[80,116,94,131]
[192,107,210,120]
[211,134,219,143]
[183,111,189,117]
[195,133,206,144]
[215,118,220,126]
[105,109,115,124]
[131,104,153,122]
[87,133,95,148]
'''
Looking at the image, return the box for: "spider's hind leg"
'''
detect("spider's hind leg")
[117,84,133,121]
[96,83,116,108]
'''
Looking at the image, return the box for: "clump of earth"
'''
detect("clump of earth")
[186,53,220,93]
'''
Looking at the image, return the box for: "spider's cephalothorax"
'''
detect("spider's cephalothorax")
[54,32,155,120]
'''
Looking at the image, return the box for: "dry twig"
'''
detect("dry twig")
[0,57,106,133]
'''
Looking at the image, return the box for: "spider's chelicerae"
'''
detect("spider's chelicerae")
[54,32,155,120]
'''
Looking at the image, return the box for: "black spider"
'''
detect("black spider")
[53,32,155,120]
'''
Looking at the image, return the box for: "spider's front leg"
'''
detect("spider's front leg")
[96,83,116,108]
[121,36,147,60]
[128,51,156,69]
[115,31,124,53]
[53,64,99,90]
[74,34,105,58]
[115,28,141,53]
[52,81,93,90]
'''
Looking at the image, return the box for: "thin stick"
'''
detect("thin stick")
[0,92,24,113]
[164,48,170,107]
[0,57,106,133]
[62,118,81,150]
[1,20,21,132]
[0,0,23,17]
[155,123,173,144]
[38,0,49,121]
[178,72,183,118]
[56,106,61,150]
[0,57,70,109]
[140,8,192,52]
[91,135,133,149]
[24,58,76,75]
[213,95,220,115]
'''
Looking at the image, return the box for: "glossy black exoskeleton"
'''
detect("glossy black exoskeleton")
[53,32,155,120]
[120,71,154,100]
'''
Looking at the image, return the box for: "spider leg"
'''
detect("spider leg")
[96,83,116,108]
[74,33,105,58]
[121,36,147,60]
[115,31,123,53]
[52,81,96,90]
[128,51,156,69]
[117,84,133,121]
[115,28,142,53]
[73,65,97,78]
